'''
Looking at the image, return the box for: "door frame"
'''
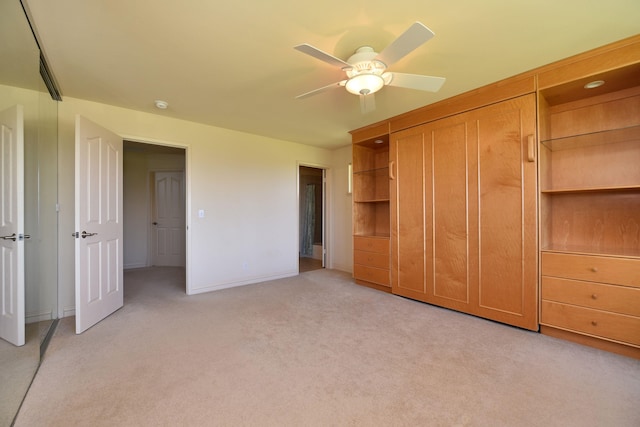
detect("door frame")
[124,137,191,293]
[297,162,330,270]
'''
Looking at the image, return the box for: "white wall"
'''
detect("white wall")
[58,96,353,316]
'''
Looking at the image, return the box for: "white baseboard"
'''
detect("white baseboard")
[26,310,53,323]
[124,262,148,270]
[330,263,353,274]
[62,307,76,318]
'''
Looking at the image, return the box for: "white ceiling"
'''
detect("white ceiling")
[17,1,640,149]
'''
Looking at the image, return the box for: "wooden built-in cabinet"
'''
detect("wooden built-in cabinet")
[351,126,391,291]
[390,94,538,330]
[538,62,640,358]
[350,34,640,357]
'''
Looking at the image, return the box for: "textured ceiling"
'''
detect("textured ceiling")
[13,1,640,148]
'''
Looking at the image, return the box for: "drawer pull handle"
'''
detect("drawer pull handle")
[590,267,598,273]
[591,294,598,300]
[591,321,598,327]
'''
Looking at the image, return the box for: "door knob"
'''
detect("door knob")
[1,233,30,241]
[152,222,158,225]
[81,231,98,238]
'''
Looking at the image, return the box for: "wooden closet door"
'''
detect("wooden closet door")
[427,117,478,313]
[471,94,538,330]
[390,127,433,301]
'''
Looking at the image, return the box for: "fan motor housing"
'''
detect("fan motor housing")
[345,46,386,78]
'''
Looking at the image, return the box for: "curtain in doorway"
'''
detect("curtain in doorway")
[301,184,316,257]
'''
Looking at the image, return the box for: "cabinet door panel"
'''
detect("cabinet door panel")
[391,129,432,299]
[430,120,474,308]
[390,94,537,330]
[474,94,538,330]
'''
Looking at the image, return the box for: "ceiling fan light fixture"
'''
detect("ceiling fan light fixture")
[345,73,385,96]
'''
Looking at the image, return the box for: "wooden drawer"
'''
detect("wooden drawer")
[541,300,640,346]
[541,252,640,287]
[353,264,390,287]
[354,250,389,270]
[542,276,640,317]
[354,236,389,254]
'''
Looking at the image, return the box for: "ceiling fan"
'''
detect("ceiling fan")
[294,22,446,113]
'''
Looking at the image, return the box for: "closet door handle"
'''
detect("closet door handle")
[527,135,535,162]
[389,161,396,180]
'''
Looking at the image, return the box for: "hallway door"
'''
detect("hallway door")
[74,115,123,333]
[151,171,185,266]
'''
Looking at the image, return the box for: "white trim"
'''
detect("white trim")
[121,136,191,294]
[297,161,331,270]
[124,262,147,270]
[26,310,54,323]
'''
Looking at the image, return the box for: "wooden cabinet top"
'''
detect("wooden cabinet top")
[350,34,640,139]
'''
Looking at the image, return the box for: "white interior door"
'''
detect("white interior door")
[0,105,25,346]
[152,171,185,266]
[75,115,123,334]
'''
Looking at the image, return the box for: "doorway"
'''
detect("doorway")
[299,166,325,273]
[123,141,186,283]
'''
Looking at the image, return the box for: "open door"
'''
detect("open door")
[0,105,25,346]
[74,115,123,334]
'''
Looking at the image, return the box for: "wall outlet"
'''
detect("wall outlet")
[242,262,249,271]
[198,209,205,218]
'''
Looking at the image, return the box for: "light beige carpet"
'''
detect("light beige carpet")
[15,267,640,426]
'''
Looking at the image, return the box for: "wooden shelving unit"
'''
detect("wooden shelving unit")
[538,72,640,359]
[351,133,391,290]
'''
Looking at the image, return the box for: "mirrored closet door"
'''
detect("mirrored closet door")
[0,0,59,424]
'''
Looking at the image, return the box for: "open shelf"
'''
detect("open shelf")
[354,198,390,203]
[353,166,389,175]
[353,166,389,203]
[540,124,640,151]
[353,233,390,239]
[541,185,640,194]
[539,124,640,192]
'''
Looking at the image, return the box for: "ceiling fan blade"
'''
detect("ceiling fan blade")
[294,43,352,69]
[359,93,376,114]
[375,22,435,67]
[388,73,446,92]
[295,80,346,99]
